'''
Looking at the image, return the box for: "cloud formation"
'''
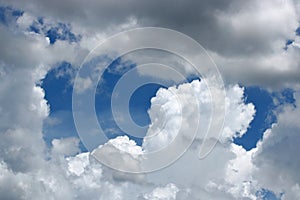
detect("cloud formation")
[1,0,299,88]
[0,0,299,199]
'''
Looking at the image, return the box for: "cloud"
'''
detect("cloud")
[202,92,300,199]
[92,135,146,183]
[143,183,179,200]
[250,92,300,199]
[0,52,295,200]
[90,79,256,199]
[1,0,299,89]
[0,11,87,173]
[0,1,299,199]
[0,55,256,199]
[51,137,80,156]
[143,79,255,152]
[0,15,258,195]
[73,76,93,93]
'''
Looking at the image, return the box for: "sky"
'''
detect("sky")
[0,0,300,199]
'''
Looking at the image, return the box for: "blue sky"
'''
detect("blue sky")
[43,59,168,146]
[1,2,300,199]
[42,60,295,152]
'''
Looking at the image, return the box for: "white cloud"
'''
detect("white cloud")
[52,137,80,156]
[92,136,146,183]
[203,92,300,199]
[223,144,258,199]
[67,152,91,176]
[143,79,255,152]
[91,80,255,199]
[16,12,36,30]
[143,183,179,200]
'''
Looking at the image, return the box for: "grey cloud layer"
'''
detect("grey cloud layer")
[2,0,299,88]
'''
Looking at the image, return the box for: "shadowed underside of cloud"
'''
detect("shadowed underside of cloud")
[1,0,300,88]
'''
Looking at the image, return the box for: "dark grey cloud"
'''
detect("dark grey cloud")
[2,0,299,89]
[0,0,284,55]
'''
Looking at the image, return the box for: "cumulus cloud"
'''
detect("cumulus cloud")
[202,92,300,199]
[143,79,255,152]
[92,136,146,183]
[0,1,299,199]
[89,79,255,199]
[250,92,300,199]
[0,56,256,200]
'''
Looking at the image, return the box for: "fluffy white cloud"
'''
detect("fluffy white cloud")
[89,80,255,199]
[143,183,179,200]
[143,79,255,152]
[204,92,300,199]
[92,136,146,183]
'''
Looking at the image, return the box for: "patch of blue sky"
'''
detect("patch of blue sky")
[0,6,23,25]
[273,88,295,107]
[42,53,187,148]
[256,189,282,200]
[0,6,80,44]
[29,18,81,44]
[234,87,276,150]
[284,39,294,50]
[95,57,145,144]
[41,62,78,146]
[42,56,141,148]
[129,83,164,127]
[234,86,295,151]
[296,27,300,36]
[45,22,80,44]
[284,27,300,50]
[42,62,74,112]
[94,54,191,143]
[28,17,44,34]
